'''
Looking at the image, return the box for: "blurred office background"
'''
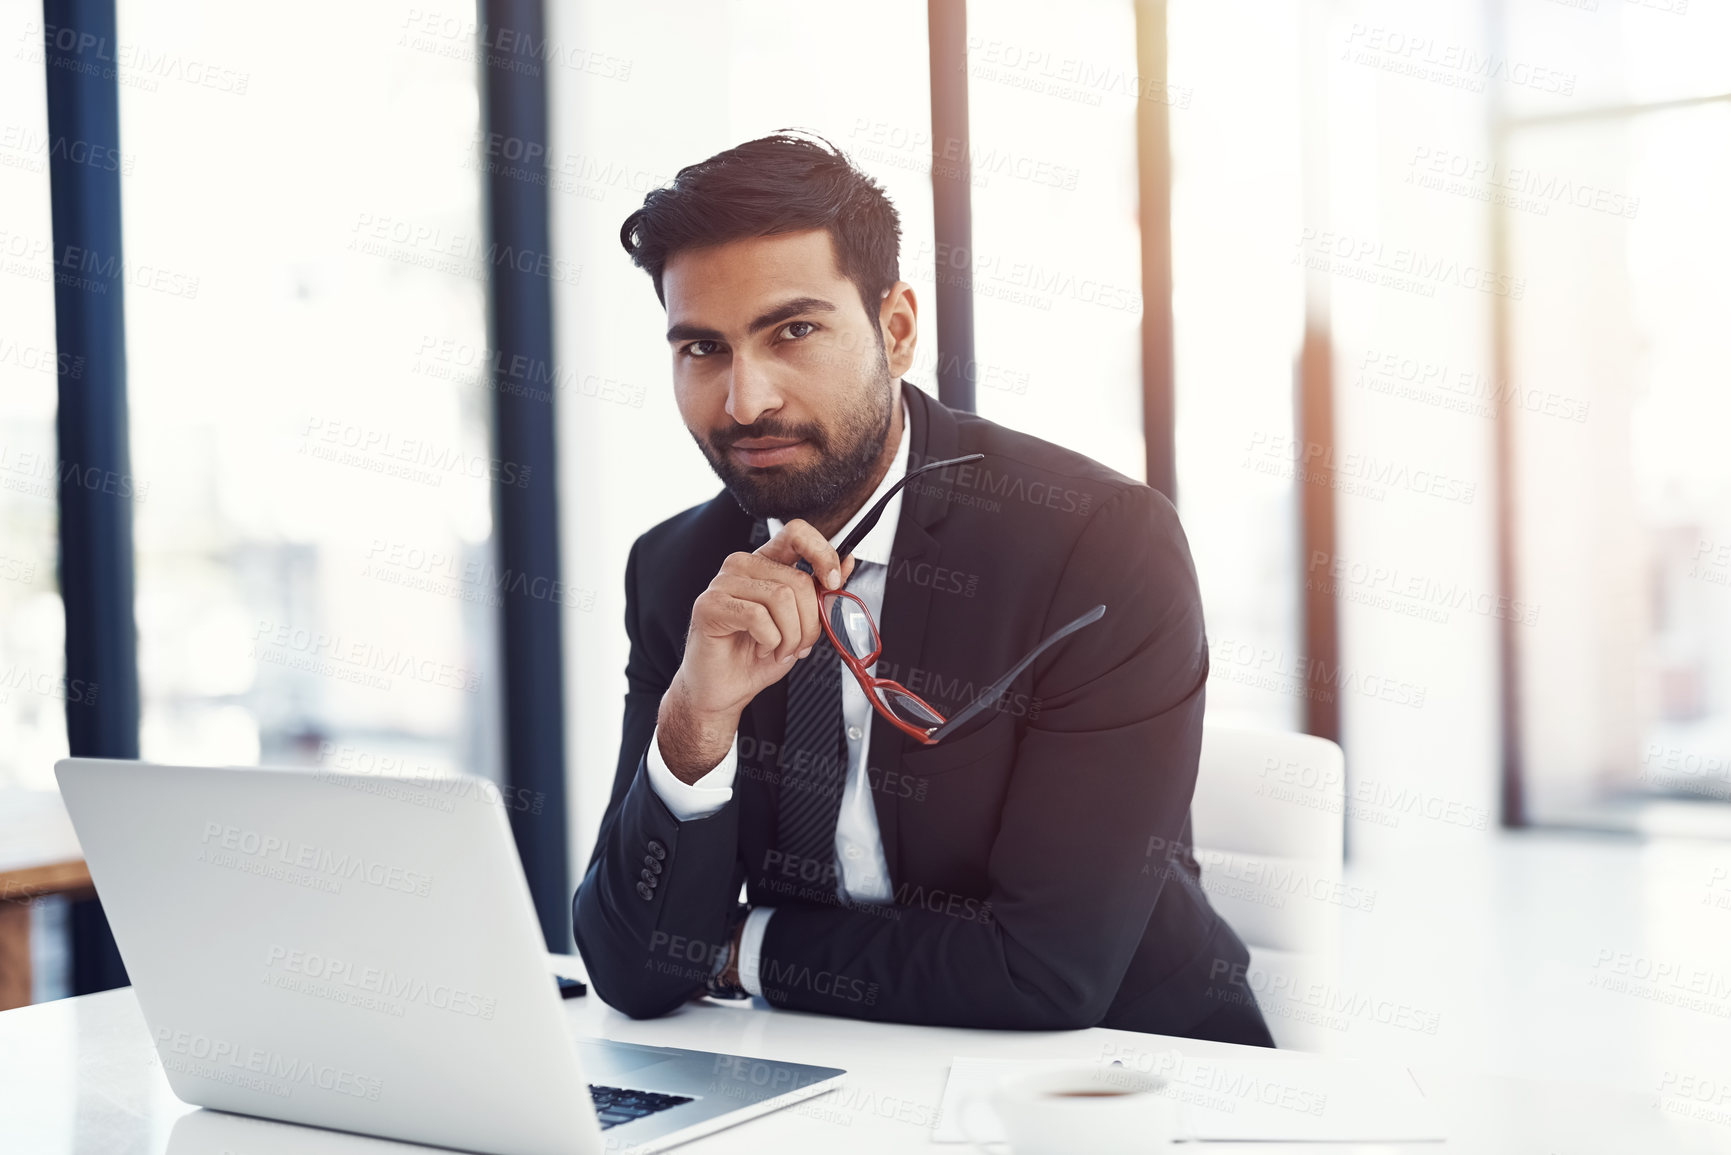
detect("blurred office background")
[3,0,1728,1006]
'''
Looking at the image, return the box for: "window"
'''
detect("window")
[1500,2,1731,828]
[964,0,1145,481]
[1507,100,1731,827]
[1168,0,1305,731]
[117,2,499,787]
[2,0,76,1005]
[0,5,71,793]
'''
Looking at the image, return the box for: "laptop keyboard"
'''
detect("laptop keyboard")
[588,1084,694,1130]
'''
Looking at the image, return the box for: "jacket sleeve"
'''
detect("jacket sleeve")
[755,485,1208,1029]
[572,537,746,1018]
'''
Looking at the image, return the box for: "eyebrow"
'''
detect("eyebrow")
[665,295,838,344]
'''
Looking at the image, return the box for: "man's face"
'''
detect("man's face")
[663,228,906,524]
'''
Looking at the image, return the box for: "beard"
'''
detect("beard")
[695,350,895,525]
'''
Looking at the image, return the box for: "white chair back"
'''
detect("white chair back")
[1189,724,1346,1050]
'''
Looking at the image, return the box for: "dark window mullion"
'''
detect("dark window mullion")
[43,0,137,994]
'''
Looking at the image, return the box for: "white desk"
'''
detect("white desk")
[0,971,1719,1154]
[2,833,1729,1153]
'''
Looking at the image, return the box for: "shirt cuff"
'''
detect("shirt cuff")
[736,906,774,998]
[644,724,738,821]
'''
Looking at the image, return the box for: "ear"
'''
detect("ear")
[879,282,918,378]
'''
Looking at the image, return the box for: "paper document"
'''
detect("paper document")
[935,1052,1445,1143]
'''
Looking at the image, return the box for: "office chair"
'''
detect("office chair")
[1189,723,1347,1052]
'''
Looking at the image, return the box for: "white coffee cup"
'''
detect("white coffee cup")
[965,1062,1179,1154]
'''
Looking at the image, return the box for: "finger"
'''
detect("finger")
[714,572,805,662]
[727,592,786,660]
[755,519,844,590]
[728,598,784,660]
[796,575,821,654]
[696,589,784,657]
[724,556,822,655]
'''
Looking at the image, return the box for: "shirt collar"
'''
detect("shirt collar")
[768,398,910,568]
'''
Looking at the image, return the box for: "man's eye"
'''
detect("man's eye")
[685,340,721,358]
[779,321,816,341]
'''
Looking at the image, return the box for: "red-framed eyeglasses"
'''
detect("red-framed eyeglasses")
[819,587,1106,745]
[798,453,1106,746]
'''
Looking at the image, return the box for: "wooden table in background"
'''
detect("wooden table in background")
[0,789,91,1010]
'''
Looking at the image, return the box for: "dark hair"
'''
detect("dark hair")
[619,130,902,320]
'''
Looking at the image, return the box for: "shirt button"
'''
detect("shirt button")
[647,840,666,860]
[643,855,662,874]
[636,882,654,901]
[844,845,861,860]
[640,868,659,887]
[847,726,863,741]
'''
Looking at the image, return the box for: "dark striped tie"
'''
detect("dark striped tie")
[774,628,848,887]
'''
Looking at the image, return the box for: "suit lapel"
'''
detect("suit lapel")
[867,381,962,884]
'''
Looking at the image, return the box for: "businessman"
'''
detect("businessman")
[574,132,1273,1046]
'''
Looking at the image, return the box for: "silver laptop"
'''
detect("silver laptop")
[55,758,843,1155]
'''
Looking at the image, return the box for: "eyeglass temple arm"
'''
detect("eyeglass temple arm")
[794,453,985,575]
[927,604,1107,742]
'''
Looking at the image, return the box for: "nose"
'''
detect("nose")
[724,353,783,427]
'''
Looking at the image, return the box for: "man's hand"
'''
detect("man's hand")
[657,520,856,783]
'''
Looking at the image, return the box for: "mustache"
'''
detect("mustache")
[708,418,827,451]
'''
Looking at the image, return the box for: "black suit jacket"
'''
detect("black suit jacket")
[573,381,1267,1040]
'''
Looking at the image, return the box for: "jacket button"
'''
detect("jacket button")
[647,840,667,860]
[643,855,662,874]
[636,881,654,901]
[640,868,659,886]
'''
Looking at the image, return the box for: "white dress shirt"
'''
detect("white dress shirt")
[643,400,909,995]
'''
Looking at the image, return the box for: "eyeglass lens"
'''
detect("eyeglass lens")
[823,593,878,660]
[874,685,944,728]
